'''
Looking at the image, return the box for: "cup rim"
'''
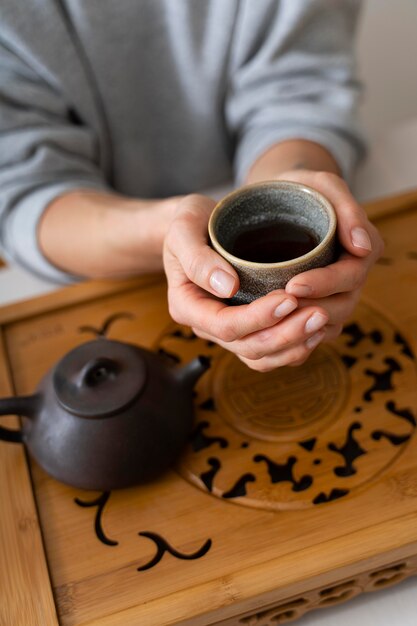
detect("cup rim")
[208,180,337,269]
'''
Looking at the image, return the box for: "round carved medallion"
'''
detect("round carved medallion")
[155,302,417,510]
[213,344,349,442]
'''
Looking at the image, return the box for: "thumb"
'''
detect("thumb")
[164,194,239,298]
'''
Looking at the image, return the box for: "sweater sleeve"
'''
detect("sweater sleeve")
[0,41,110,283]
[225,0,365,185]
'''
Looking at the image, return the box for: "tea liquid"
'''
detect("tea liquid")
[229,221,319,263]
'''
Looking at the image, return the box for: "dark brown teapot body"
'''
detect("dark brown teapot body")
[0,339,209,490]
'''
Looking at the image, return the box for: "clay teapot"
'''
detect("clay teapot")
[0,338,210,490]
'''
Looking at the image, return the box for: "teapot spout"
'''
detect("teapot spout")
[175,356,211,390]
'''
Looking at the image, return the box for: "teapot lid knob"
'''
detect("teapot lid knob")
[53,339,147,418]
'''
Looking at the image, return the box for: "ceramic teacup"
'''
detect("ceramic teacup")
[208,180,337,304]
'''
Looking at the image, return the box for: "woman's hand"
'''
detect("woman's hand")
[277,170,384,345]
[163,170,383,372]
[163,194,332,372]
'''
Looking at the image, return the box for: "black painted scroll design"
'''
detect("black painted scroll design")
[200,457,222,491]
[160,326,217,350]
[394,332,415,359]
[79,312,134,337]
[371,431,412,446]
[386,401,416,427]
[155,327,195,363]
[172,327,216,349]
[299,438,317,452]
[222,474,256,498]
[342,323,383,348]
[253,455,313,492]
[137,532,212,571]
[313,489,350,505]
[328,422,366,477]
[74,491,118,546]
[191,421,228,452]
[363,358,402,402]
[341,355,358,369]
[170,329,198,341]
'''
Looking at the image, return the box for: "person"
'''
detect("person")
[0,0,383,371]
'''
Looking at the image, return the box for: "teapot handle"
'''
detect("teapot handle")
[0,395,39,443]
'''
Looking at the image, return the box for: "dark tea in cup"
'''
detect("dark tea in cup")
[208,181,337,304]
[228,221,320,264]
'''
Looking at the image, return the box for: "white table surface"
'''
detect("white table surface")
[0,118,416,625]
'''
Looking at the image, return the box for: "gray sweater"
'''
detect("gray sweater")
[0,0,363,283]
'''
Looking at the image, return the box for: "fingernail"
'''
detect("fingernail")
[305,312,327,334]
[274,299,297,318]
[351,227,372,251]
[209,269,235,297]
[286,283,312,297]
[306,330,325,350]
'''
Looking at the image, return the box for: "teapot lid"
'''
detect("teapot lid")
[53,339,147,418]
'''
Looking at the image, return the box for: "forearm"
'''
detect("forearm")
[245,139,341,185]
[38,190,179,279]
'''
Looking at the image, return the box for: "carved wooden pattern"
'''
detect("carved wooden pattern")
[1,193,417,626]
[74,487,212,570]
[158,301,417,511]
[215,557,417,625]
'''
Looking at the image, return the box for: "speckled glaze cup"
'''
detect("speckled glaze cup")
[208,181,337,304]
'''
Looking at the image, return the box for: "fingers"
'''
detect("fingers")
[323,323,344,342]
[281,172,384,300]
[296,288,362,326]
[193,305,328,362]
[286,253,369,298]
[195,317,343,373]
[240,320,345,371]
[170,284,298,343]
[277,170,384,259]
[197,325,327,372]
[309,172,373,257]
[230,307,329,361]
[238,332,325,372]
[163,185,377,375]
[164,194,301,340]
[164,194,239,298]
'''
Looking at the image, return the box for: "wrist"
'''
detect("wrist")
[245,139,341,185]
[105,195,181,273]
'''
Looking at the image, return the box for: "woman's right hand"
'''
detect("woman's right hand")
[163,194,332,372]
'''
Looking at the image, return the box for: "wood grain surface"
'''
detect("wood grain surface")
[0,330,58,626]
[1,191,417,626]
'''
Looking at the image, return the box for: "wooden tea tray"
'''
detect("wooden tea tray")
[1,190,417,626]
